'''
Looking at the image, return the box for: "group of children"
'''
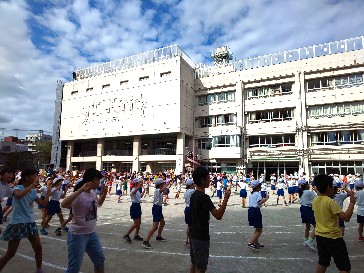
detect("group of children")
[0,166,364,273]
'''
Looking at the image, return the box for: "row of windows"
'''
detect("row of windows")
[311,130,364,145]
[197,114,236,128]
[197,135,241,149]
[249,135,295,148]
[308,101,364,118]
[71,71,172,94]
[246,83,293,99]
[248,108,295,122]
[196,91,235,106]
[306,73,363,92]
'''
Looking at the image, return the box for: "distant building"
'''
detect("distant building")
[0,136,28,153]
[25,133,52,152]
[55,36,364,176]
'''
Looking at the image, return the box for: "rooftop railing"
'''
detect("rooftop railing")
[196,36,364,79]
[74,44,195,81]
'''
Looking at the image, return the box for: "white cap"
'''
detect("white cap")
[356,173,361,177]
[250,180,261,188]
[332,181,337,187]
[355,180,364,188]
[132,178,140,184]
[217,176,221,180]
[154,178,164,185]
[186,178,194,186]
[53,176,64,184]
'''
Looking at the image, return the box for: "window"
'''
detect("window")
[207,94,216,104]
[198,114,236,127]
[200,116,215,127]
[248,134,295,148]
[197,95,207,106]
[246,83,293,99]
[160,71,171,77]
[248,108,294,123]
[212,135,240,147]
[306,73,363,92]
[308,101,364,118]
[139,76,149,81]
[197,138,212,150]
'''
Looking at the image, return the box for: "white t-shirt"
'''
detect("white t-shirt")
[217,181,223,191]
[238,182,247,190]
[153,188,163,206]
[184,189,195,207]
[249,191,262,208]
[276,182,285,190]
[131,189,141,203]
[39,185,48,197]
[261,182,267,192]
[50,187,62,201]
[333,192,348,208]
[355,190,364,216]
[287,179,294,187]
[70,190,98,235]
[0,181,12,202]
[300,190,316,206]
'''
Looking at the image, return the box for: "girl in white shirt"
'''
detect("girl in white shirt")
[184,178,195,246]
[238,180,248,208]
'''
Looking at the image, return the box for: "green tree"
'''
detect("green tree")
[34,140,52,167]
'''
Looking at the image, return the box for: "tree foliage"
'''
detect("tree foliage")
[34,140,52,166]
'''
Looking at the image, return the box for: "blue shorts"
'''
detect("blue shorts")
[152,204,164,222]
[337,182,342,188]
[261,191,267,198]
[184,207,191,225]
[288,187,295,194]
[300,205,316,225]
[277,189,284,196]
[357,215,364,224]
[294,186,299,193]
[240,189,247,198]
[271,185,276,190]
[46,200,62,216]
[6,197,12,207]
[62,184,67,191]
[248,207,263,228]
[130,203,142,219]
[350,184,354,190]
[217,190,222,199]
[116,190,122,196]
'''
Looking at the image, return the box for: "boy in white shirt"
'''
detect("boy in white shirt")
[354,180,364,241]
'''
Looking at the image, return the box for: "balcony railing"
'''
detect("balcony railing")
[74,151,97,157]
[145,147,176,155]
[103,150,132,156]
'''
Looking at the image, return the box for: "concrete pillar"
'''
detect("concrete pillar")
[176,133,185,174]
[132,136,141,172]
[236,80,244,127]
[66,141,74,171]
[96,139,104,170]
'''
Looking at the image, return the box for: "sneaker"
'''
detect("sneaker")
[134,235,143,241]
[63,226,69,232]
[358,236,364,242]
[142,241,153,249]
[40,228,48,235]
[304,240,316,251]
[55,227,62,236]
[256,243,264,248]
[123,234,132,243]
[156,236,166,242]
[247,243,259,250]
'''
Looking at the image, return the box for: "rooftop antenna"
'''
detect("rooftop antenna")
[210,46,233,65]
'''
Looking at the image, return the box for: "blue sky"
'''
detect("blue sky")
[0,0,363,138]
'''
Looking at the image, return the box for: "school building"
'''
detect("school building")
[52,36,364,177]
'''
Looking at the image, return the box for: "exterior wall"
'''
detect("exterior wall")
[56,38,364,175]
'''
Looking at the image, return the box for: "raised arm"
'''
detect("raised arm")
[211,189,231,220]
[338,193,355,222]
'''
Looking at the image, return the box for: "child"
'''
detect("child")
[61,168,107,273]
[276,178,288,206]
[123,178,144,243]
[189,167,231,273]
[287,176,295,204]
[332,181,350,236]
[142,178,172,249]
[312,174,355,273]
[216,177,223,206]
[0,168,14,229]
[38,177,52,228]
[40,176,67,236]
[116,178,122,203]
[354,179,364,241]
[261,181,268,207]
[247,180,269,250]
[184,178,195,246]
[238,179,248,208]
[298,180,317,251]
[0,168,52,273]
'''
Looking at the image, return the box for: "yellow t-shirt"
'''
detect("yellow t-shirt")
[312,195,343,239]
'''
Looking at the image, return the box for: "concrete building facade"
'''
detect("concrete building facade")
[56,37,364,176]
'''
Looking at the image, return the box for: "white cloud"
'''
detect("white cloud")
[0,0,363,137]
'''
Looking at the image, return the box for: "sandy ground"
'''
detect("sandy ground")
[0,186,363,273]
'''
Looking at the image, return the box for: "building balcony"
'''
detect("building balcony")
[103,149,132,156]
